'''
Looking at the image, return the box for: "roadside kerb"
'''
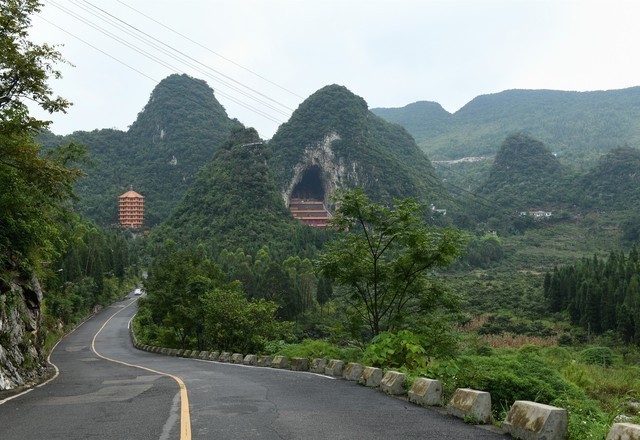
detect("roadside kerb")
[257,355,272,367]
[271,356,289,369]
[310,358,328,374]
[408,378,442,407]
[359,366,383,387]
[447,388,492,424]
[129,328,602,436]
[324,359,344,377]
[503,400,568,440]
[606,423,640,440]
[380,371,407,395]
[343,363,364,381]
[290,357,308,371]
[243,354,258,365]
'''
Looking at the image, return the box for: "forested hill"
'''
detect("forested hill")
[40,74,237,226]
[156,126,323,258]
[479,133,570,210]
[372,87,640,165]
[579,147,640,210]
[268,84,447,207]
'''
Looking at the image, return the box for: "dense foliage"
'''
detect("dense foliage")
[42,219,139,333]
[40,74,237,226]
[136,245,293,352]
[544,247,640,344]
[157,126,327,258]
[0,0,83,269]
[480,133,569,209]
[0,0,138,356]
[579,147,640,210]
[317,188,464,337]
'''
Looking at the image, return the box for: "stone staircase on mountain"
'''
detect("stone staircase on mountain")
[288,198,332,227]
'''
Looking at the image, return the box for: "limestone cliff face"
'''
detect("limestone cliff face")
[283,131,345,207]
[0,268,47,390]
[269,84,446,208]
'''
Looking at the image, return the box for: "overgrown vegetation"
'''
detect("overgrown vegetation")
[0,0,139,385]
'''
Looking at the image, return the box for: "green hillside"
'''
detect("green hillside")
[269,84,447,208]
[480,133,570,210]
[41,74,237,226]
[579,146,640,210]
[157,126,322,257]
[372,87,640,165]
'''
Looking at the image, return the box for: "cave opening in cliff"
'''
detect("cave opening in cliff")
[291,165,325,202]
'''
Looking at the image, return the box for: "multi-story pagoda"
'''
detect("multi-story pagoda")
[118,187,145,229]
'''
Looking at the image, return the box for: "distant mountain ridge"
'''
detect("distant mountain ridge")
[372,87,640,165]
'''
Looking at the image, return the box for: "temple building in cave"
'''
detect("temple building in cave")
[118,187,145,229]
[287,165,332,227]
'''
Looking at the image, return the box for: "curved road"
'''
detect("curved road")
[0,295,507,439]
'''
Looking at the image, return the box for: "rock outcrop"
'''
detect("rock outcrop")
[0,267,47,391]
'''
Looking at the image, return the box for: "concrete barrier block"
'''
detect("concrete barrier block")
[606,423,640,440]
[190,350,201,359]
[271,355,289,369]
[380,371,407,395]
[408,378,442,406]
[310,358,328,374]
[208,351,220,361]
[290,358,309,371]
[219,352,232,362]
[182,350,192,358]
[160,348,169,355]
[168,349,179,356]
[243,354,258,366]
[257,355,272,367]
[325,359,344,377]
[176,349,184,357]
[504,400,568,440]
[359,366,383,387]
[343,363,364,381]
[447,388,492,424]
[231,353,244,364]
[199,351,209,360]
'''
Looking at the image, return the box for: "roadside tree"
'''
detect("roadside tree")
[316,188,464,338]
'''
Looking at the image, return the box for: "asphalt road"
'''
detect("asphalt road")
[0,295,508,439]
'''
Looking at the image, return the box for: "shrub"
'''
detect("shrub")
[451,350,585,418]
[580,347,614,368]
[268,338,358,362]
[363,330,428,370]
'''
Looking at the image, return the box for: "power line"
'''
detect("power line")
[36,14,159,83]
[45,0,286,125]
[115,0,305,100]
[78,0,294,116]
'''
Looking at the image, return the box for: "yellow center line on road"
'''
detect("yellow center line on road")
[91,299,191,440]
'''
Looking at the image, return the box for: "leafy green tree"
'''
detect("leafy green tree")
[201,286,292,353]
[316,275,333,315]
[142,244,227,349]
[316,188,464,337]
[0,0,84,268]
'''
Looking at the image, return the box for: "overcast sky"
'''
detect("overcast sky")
[29,0,640,139]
